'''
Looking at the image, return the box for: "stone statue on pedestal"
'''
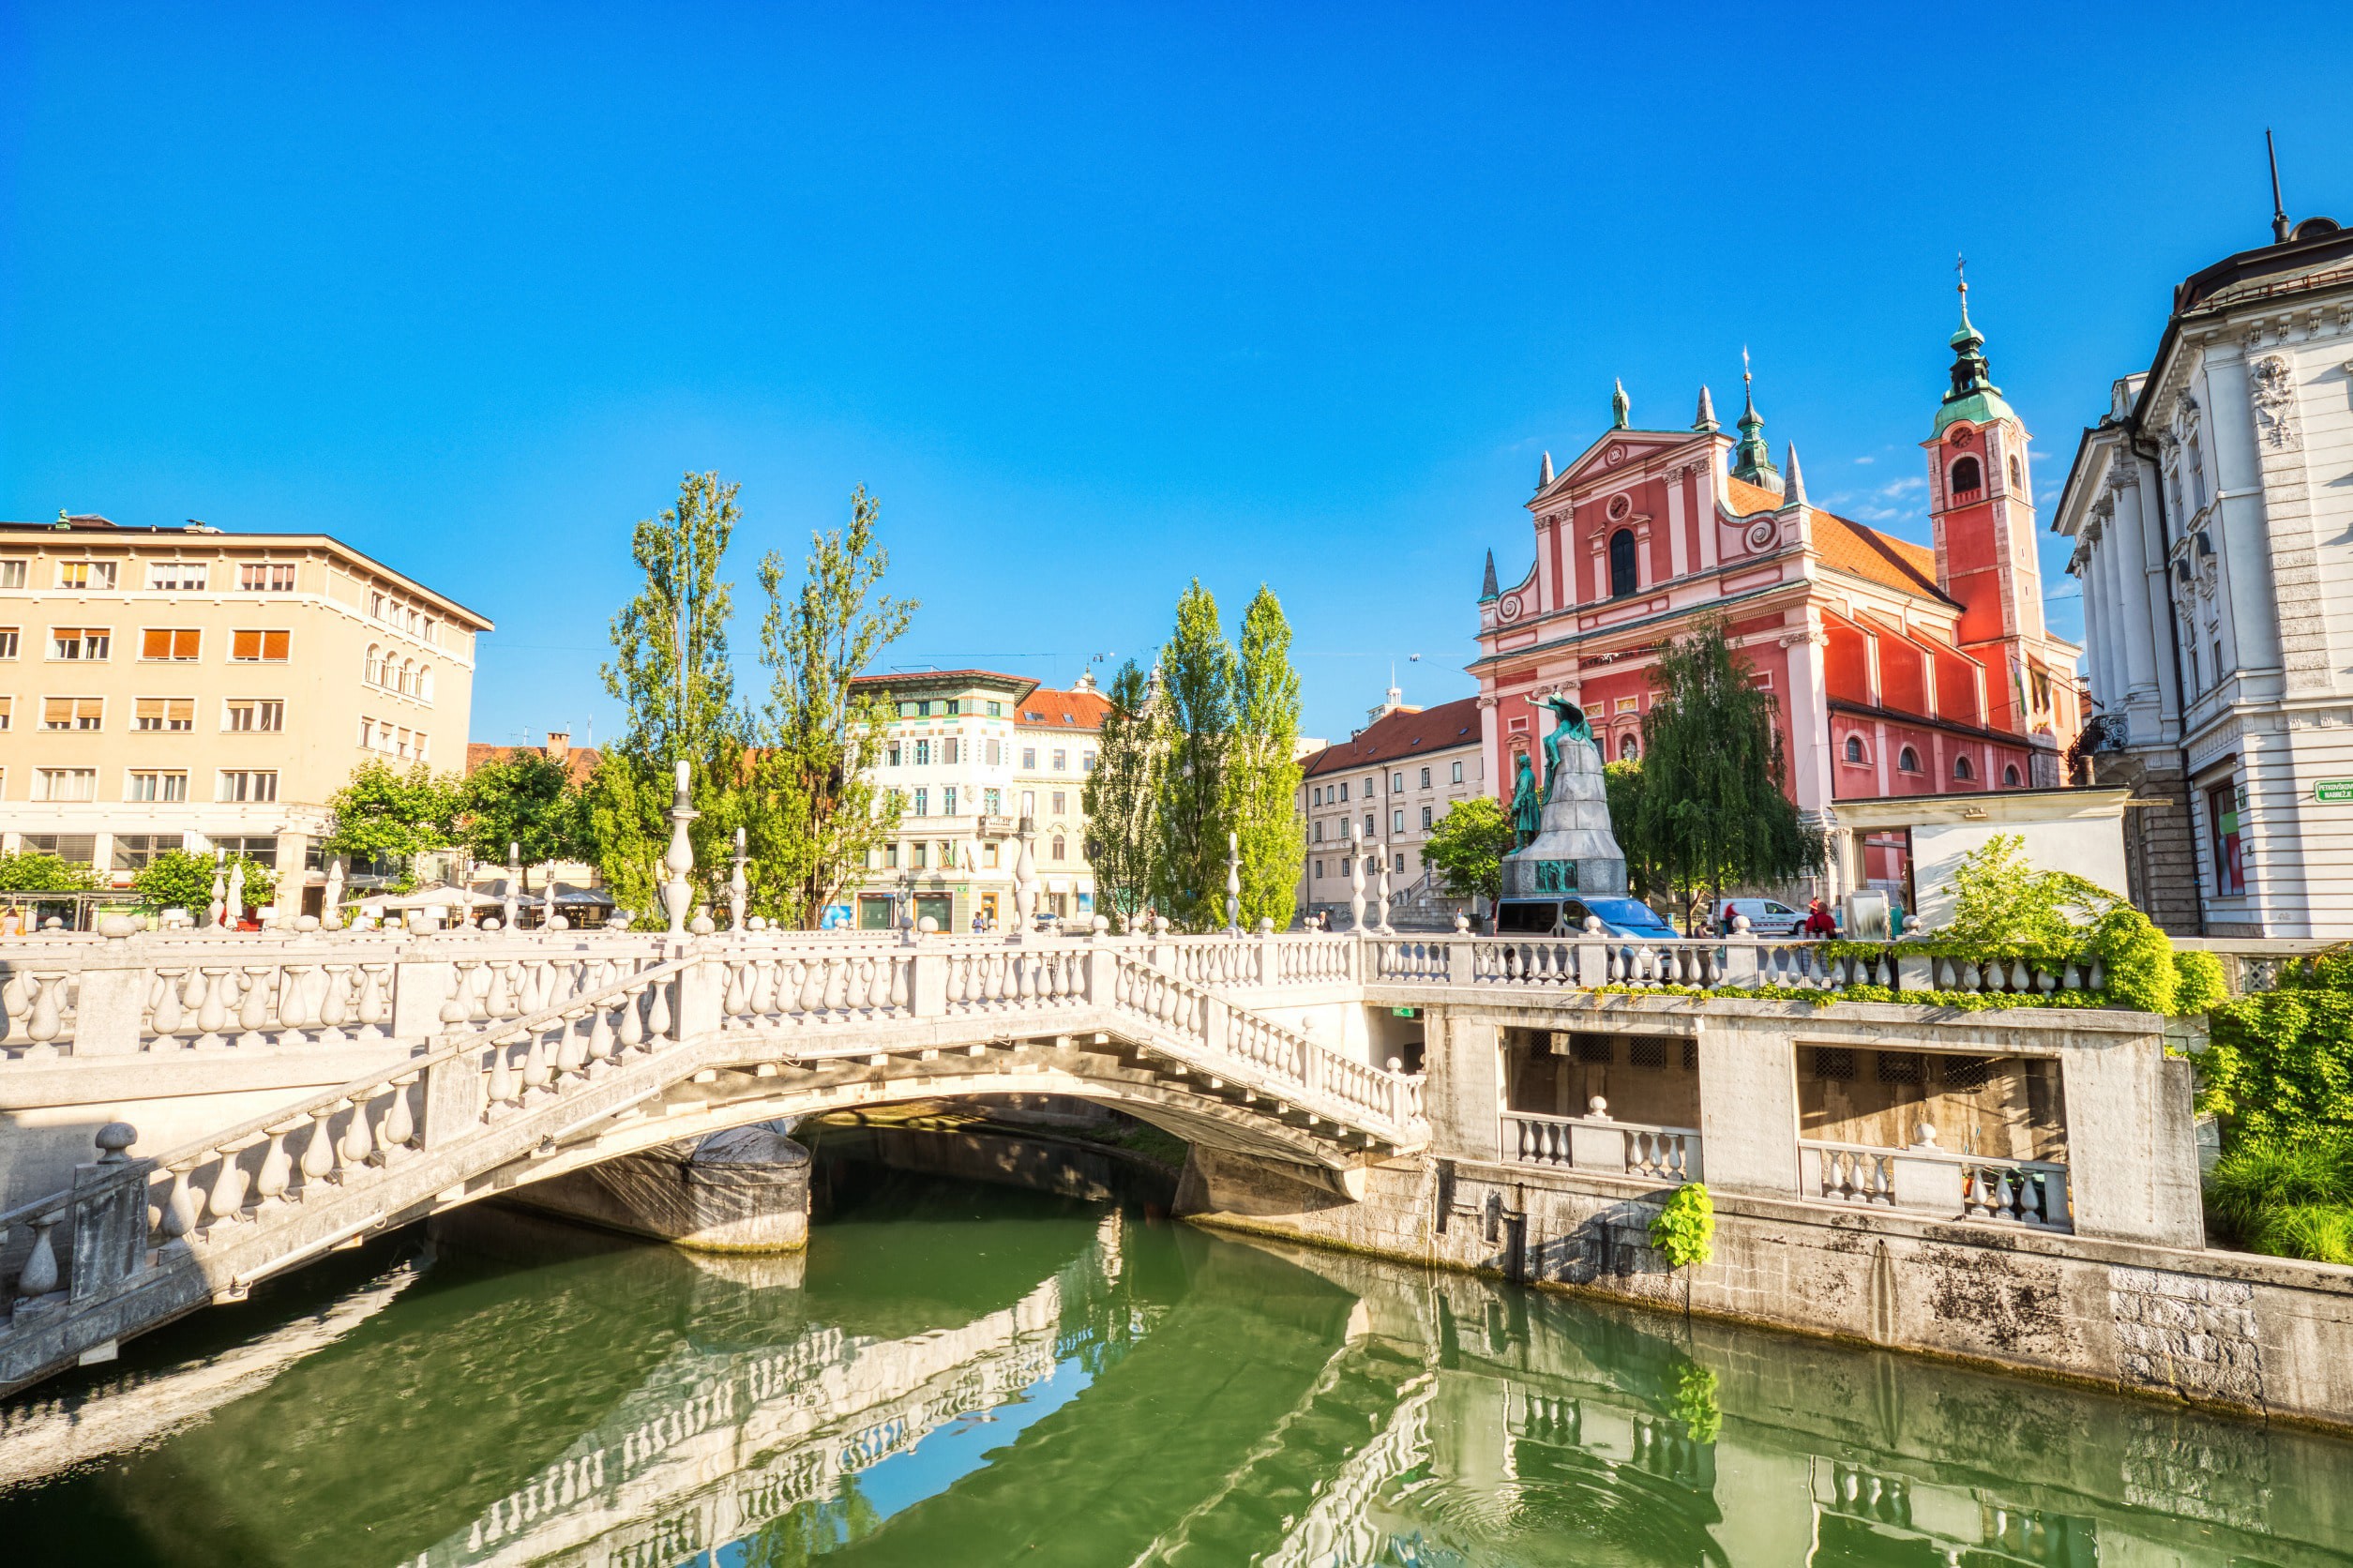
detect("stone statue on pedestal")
[1500,692,1628,902]
[1509,754,1541,851]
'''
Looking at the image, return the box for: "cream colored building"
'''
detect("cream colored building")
[844,669,1106,930]
[1298,688,1486,924]
[0,514,490,912]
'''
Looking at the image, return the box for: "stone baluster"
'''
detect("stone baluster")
[341,1094,378,1167]
[13,1211,62,1301]
[381,1077,417,1150]
[301,1105,341,1187]
[233,966,274,1049]
[486,1040,520,1107]
[205,1146,249,1226]
[159,1164,203,1242]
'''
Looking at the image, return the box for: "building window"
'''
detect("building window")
[1364,775,1376,796]
[943,786,958,816]
[1619,733,1639,761]
[1337,781,1348,802]
[1389,771,1403,792]
[884,841,898,869]
[41,697,104,731]
[984,788,1002,815]
[1314,859,1323,880]
[1608,529,1637,597]
[913,841,928,869]
[50,626,110,660]
[1021,747,1037,770]
[1391,808,1405,836]
[1395,852,1406,874]
[239,563,296,592]
[2008,453,2025,493]
[137,697,197,731]
[141,627,202,660]
[1451,761,1463,784]
[34,768,98,802]
[0,628,17,659]
[1843,735,1866,763]
[1364,813,1375,838]
[1082,750,1096,773]
[886,743,901,766]
[56,561,117,591]
[1050,791,1065,814]
[217,770,279,803]
[913,788,928,816]
[985,842,1000,868]
[1021,790,1035,816]
[986,739,1003,765]
[0,696,10,730]
[1950,455,1983,496]
[1051,836,1066,862]
[231,629,291,662]
[1953,754,1974,782]
[0,561,24,588]
[986,701,1003,717]
[942,737,958,764]
[943,700,960,716]
[147,562,207,591]
[1420,805,1433,831]
[1419,767,1430,789]
[913,739,930,766]
[1312,821,1323,842]
[224,699,283,732]
[2003,763,2022,787]
[1897,746,1921,774]
[899,701,918,717]
[110,833,185,871]
[2208,780,2244,897]
[127,770,189,803]
[1053,749,1068,771]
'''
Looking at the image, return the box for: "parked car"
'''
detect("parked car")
[1714,897,1807,937]
[1493,897,1680,941]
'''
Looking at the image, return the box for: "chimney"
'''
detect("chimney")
[547,730,570,759]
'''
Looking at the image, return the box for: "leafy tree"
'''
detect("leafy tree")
[1601,760,1665,907]
[2197,947,2353,1145]
[133,849,272,912]
[1152,580,1236,928]
[1423,795,1514,905]
[460,750,586,887]
[0,852,97,893]
[1650,1181,1715,1322]
[1628,618,1821,927]
[323,761,463,888]
[747,485,913,928]
[1226,585,1304,929]
[1082,658,1168,922]
[597,471,748,905]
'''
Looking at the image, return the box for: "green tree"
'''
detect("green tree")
[1226,585,1304,929]
[1423,795,1514,906]
[323,761,463,888]
[1082,658,1168,923]
[746,486,913,927]
[460,750,586,888]
[597,471,748,905]
[0,852,97,893]
[1153,580,1236,928]
[132,849,273,912]
[1628,618,1822,927]
[1601,760,1666,907]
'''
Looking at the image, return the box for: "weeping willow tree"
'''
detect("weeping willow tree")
[1627,617,1822,929]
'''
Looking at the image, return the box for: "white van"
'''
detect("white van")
[1714,897,1806,936]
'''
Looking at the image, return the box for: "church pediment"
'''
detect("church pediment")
[1533,428,1713,507]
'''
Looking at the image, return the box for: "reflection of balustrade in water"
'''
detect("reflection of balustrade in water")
[1800,1140,2071,1231]
[1502,1109,1702,1184]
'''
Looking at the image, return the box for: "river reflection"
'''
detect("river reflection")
[4,1158,2351,1566]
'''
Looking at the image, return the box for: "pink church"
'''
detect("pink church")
[1471,292,2083,897]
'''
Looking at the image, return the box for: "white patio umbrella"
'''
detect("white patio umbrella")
[356,883,506,912]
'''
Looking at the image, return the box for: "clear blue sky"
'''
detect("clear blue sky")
[6,4,2349,749]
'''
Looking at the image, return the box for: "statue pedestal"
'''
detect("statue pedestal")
[1501,743,1628,901]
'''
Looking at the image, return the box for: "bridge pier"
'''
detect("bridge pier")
[505,1125,811,1254]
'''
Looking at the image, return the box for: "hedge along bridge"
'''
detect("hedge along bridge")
[7,905,2346,1426]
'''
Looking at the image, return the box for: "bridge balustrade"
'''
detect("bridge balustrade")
[1799,1138,2073,1230]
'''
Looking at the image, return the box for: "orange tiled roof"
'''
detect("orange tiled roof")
[1813,513,1949,602]
[1017,686,1112,731]
[466,740,602,784]
[1724,476,1786,515]
[1302,695,1483,777]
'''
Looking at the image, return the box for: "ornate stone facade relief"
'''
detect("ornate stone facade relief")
[2251,354,2301,451]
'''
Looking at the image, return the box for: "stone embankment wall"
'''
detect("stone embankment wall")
[1177,1146,2353,1430]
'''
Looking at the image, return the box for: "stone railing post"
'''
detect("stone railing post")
[70,922,152,1055]
[1440,935,1467,987]
[389,950,454,1042]
[673,953,723,1042]
[68,1124,148,1307]
[909,951,948,1017]
[1082,946,1113,1007]
[1895,950,1936,994]
[417,1051,484,1148]
[1200,994,1229,1054]
[1719,920,1761,988]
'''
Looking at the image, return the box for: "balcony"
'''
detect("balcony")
[976,814,1015,837]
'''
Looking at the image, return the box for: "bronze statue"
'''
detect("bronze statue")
[1509,753,1541,850]
[1540,694,1594,798]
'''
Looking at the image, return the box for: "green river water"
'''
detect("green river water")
[4,1149,2351,1567]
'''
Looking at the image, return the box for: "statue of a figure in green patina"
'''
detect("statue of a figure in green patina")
[1509,753,1542,850]
[1540,695,1594,798]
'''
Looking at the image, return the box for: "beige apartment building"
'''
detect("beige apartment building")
[1298,690,1485,925]
[843,669,1107,930]
[0,514,490,912]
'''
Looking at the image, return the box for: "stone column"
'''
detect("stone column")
[1424,1013,1502,1163]
[1694,1018,1799,1199]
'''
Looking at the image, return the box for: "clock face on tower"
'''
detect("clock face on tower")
[1950,428,1974,447]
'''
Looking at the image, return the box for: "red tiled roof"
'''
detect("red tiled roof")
[466,740,602,784]
[1724,476,1785,515]
[1018,686,1112,732]
[1301,696,1483,777]
[1813,513,1950,603]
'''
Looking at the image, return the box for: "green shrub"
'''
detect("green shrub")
[2249,1203,2353,1266]
[132,851,277,913]
[2089,906,2176,1015]
[0,852,98,894]
[2172,949,2226,1017]
[2207,1138,2353,1236]
[1650,1183,1715,1271]
[2197,948,2353,1141]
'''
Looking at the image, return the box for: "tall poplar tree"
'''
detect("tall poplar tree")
[1152,580,1236,928]
[1227,585,1304,929]
[1629,617,1822,927]
[747,486,914,927]
[596,471,746,913]
[1082,658,1168,922]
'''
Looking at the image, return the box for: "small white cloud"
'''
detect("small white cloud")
[1878,475,1926,497]
[1853,456,1875,465]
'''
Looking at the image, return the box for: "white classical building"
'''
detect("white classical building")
[2053,203,2353,938]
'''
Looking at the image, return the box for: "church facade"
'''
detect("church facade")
[1469,296,2083,902]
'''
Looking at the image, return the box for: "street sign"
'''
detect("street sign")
[1392,1007,1417,1018]
[2317,780,2353,803]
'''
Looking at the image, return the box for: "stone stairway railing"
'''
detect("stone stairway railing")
[0,940,1426,1393]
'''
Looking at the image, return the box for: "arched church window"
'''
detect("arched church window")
[1607,529,1637,597]
[1951,455,1983,496]
[1897,746,1921,774]
[1953,754,1974,781]
[2003,763,2022,787]
[1843,735,1865,764]
[2008,453,2023,491]
[1619,733,1639,761]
